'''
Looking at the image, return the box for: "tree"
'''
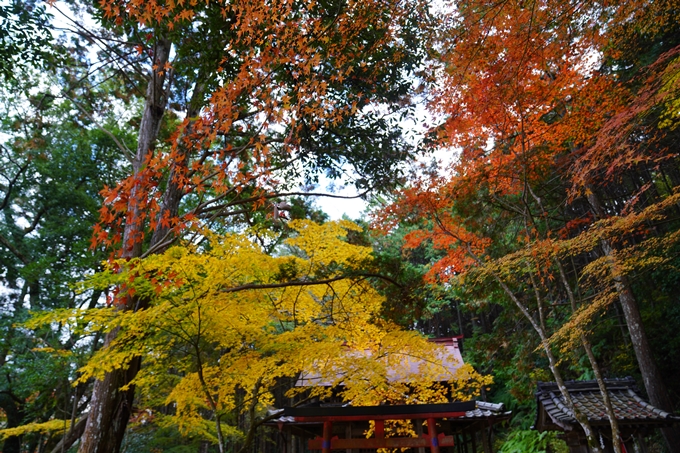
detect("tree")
[0,0,54,80]
[374,0,680,450]
[31,220,491,452]
[0,64,134,451]
[42,0,434,450]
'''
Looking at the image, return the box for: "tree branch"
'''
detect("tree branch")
[220,273,402,294]
[0,232,30,264]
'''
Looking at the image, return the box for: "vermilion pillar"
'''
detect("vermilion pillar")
[375,420,385,439]
[322,421,333,453]
[427,418,441,453]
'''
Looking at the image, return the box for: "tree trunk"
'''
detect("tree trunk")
[50,416,88,453]
[78,37,172,453]
[465,246,603,453]
[587,190,680,453]
[0,392,24,453]
[556,261,622,453]
[149,79,205,252]
[605,262,680,452]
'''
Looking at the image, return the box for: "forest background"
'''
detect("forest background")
[1,0,680,452]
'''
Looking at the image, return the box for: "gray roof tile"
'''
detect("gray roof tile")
[534,377,679,431]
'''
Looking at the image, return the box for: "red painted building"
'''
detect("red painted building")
[266,337,510,453]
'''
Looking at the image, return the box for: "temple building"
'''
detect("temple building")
[266,337,511,452]
[533,377,680,453]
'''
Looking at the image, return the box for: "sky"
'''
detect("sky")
[315,187,368,220]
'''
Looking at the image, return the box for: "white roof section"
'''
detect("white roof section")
[295,337,464,387]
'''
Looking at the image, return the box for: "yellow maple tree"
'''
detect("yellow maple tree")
[29,220,490,451]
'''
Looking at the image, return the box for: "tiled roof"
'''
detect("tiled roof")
[267,400,510,424]
[464,401,509,419]
[535,377,679,431]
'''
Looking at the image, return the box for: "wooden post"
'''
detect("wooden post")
[322,421,333,453]
[416,421,426,453]
[345,422,354,453]
[480,426,492,453]
[427,418,441,453]
[636,433,649,453]
[375,420,385,439]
